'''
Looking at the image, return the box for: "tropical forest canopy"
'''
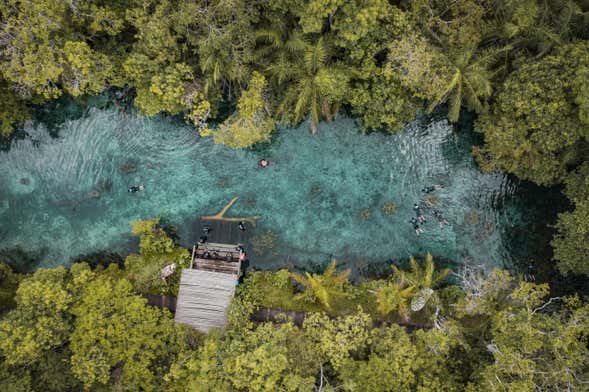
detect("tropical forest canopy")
[1,0,589,390]
[1,246,589,391]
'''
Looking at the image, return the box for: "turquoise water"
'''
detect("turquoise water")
[0,105,548,273]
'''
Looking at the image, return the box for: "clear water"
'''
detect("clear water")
[0,104,550,274]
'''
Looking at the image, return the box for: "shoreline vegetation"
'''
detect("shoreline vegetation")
[1,219,589,390]
[1,0,589,390]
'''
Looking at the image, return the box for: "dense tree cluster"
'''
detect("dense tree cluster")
[1,0,588,273]
[0,260,588,391]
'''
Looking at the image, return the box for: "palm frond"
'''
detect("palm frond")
[424,253,435,289]
[447,81,462,123]
[291,271,309,287]
[284,32,308,54]
[255,29,283,47]
[426,69,460,114]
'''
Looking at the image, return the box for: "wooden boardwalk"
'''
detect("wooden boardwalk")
[175,269,237,332]
[174,242,241,333]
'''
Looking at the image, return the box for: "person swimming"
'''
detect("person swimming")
[414,203,427,223]
[410,217,424,236]
[128,184,145,193]
[238,221,246,231]
[259,158,276,168]
[421,184,443,193]
[433,209,449,228]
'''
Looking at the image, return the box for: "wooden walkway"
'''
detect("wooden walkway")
[174,242,241,333]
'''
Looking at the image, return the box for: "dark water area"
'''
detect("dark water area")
[0,97,567,280]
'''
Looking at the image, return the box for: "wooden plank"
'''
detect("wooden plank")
[175,268,238,332]
[205,242,238,249]
[195,259,239,269]
[190,245,196,269]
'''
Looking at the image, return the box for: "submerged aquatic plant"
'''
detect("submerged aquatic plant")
[309,184,322,196]
[382,202,397,216]
[465,211,480,225]
[251,231,277,254]
[359,208,372,220]
[425,195,438,206]
[119,163,136,174]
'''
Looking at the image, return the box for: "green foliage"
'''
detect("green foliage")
[276,38,350,134]
[0,263,22,313]
[0,267,73,366]
[303,311,372,370]
[393,253,451,290]
[475,42,589,185]
[69,272,177,390]
[213,71,275,148]
[0,81,29,136]
[349,71,420,131]
[62,41,112,97]
[238,269,302,309]
[125,219,190,295]
[291,260,351,310]
[552,163,589,275]
[376,254,450,320]
[375,280,414,319]
[0,0,68,100]
[1,258,589,390]
[477,282,589,391]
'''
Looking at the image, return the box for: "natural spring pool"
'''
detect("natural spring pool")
[0,102,557,274]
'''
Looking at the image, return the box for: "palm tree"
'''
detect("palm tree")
[425,45,508,122]
[255,23,308,85]
[489,0,581,57]
[278,38,351,134]
[392,253,451,291]
[291,260,351,310]
[375,281,414,320]
[388,253,451,313]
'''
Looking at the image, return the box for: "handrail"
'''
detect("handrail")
[190,245,196,269]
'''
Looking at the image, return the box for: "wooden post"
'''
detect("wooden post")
[190,245,196,269]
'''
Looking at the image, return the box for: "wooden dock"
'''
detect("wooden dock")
[174,242,242,332]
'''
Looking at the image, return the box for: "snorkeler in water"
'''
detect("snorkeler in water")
[259,159,276,168]
[421,184,443,193]
[433,209,449,228]
[410,217,424,236]
[128,184,145,193]
[413,203,427,223]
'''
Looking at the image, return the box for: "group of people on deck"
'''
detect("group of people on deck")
[199,226,247,263]
[410,184,450,236]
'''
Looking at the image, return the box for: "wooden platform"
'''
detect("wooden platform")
[174,268,237,332]
[191,219,250,245]
[175,242,242,332]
